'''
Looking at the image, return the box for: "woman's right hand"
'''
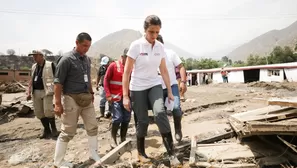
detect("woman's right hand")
[123,96,131,112]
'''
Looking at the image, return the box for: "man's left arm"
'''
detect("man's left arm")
[173,53,187,93]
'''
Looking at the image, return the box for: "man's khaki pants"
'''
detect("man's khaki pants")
[33,90,54,119]
[59,95,98,142]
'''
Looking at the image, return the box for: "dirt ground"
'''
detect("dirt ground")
[1,82,297,168]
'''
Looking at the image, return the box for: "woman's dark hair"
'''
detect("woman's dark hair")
[144,15,162,30]
[157,35,164,44]
[76,32,92,43]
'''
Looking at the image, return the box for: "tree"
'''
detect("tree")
[233,60,245,67]
[41,49,53,56]
[6,49,15,55]
[267,46,297,64]
[295,43,297,51]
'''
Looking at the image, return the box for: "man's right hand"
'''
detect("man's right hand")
[54,103,64,117]
[26,95,31,101]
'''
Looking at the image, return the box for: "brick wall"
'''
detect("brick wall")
[0,70,31,82]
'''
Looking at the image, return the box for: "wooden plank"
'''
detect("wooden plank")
[230,105,292,122]
[100,139,132,164]
[237,108,297,122]
[195,162,257,168]
[196,143,259,161]
[175,130,235,151]
[268,97,297,107]
[189,136,197,166]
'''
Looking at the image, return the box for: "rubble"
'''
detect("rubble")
[0,81,27,93]
[0,99,33,124]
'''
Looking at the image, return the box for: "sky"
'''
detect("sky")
[0,0,297,57]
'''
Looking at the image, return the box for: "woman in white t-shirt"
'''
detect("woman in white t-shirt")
[122,15,180,166]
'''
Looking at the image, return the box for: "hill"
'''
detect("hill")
[87,29,196,60]
[228,20,297,61]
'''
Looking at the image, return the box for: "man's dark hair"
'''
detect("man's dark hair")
[76,32,92,43]
[144,15,162,30]
[157,35,164,44]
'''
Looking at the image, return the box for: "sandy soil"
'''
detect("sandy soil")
[1,82,297,168]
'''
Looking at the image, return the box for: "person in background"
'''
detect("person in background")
[221,68,228,83]
[205,73,209,84]
[104,48,131,149]
[53,32,102,167]
[157,34,187,143]
[27,50,59,139]
[122,15,180,166]
[96,56,111,118]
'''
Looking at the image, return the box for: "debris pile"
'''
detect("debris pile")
[102,97,297,168]
[0,81,27,93]
[248,81,296,91]
[0,100,33,125]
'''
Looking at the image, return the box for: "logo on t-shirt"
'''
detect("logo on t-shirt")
[154,53,160,56]
[139,53,148,56]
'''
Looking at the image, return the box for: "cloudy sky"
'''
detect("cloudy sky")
[0,0,296,57]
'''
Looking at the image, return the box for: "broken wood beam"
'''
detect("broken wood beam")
[258,136,297,164]
[189,135,197,166]
[175,130,235,152]
[268,97,297,108]
[277,135,297,153]
[100,139,132,164]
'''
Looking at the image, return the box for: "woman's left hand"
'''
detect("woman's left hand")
[168,92,175,103]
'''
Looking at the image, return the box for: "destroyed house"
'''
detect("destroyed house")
[187,62,297,85]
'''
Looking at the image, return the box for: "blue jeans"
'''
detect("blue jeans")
[99,87,107,108]
[163,84,183,117]
[111,100,131,124]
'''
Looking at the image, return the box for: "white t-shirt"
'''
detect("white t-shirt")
[160,48,182,89]
[127,37,166,91]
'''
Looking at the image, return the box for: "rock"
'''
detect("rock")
[224,108,234,112]
[8,146,43,165]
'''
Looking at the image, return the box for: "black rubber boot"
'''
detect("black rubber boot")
[161,132,181,166]
[40,117,52,139]
[99,107,105,117]
[48,117,60,138]
[120,122,129,143]
[173,116,183,142]
[111,123,120,149]
[105,105,112,118]
[137,137,150,163]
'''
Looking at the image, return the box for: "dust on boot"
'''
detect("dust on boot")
[173,116,183,142]
[161,132,181,166]
[40,117,52,139]
[48,117,60,138]
[120,122,129,143]
[137,137,151,163]
[111,123,120,149]
[99,107,105,118]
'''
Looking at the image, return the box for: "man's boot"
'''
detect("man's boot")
[48,117,60,138]
[111,123,120,149]
[105,105,112,118]
[53,139,73,168]
[99,107,105,118]
[173,116,183,142]
[40,117,51,139]
[161,132,181,166]
[137,137,151,163]
[120,122,129,143]
[87,136,102,167]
